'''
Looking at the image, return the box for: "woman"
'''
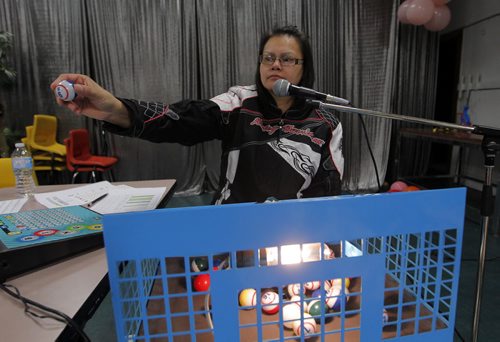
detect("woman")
[51,25,344,204]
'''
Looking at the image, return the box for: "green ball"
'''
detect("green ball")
[308,300,323,318]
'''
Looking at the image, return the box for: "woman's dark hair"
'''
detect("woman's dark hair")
[255,25,315,97]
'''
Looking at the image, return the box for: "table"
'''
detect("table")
[394,127,482,184]
[0,179,176,342]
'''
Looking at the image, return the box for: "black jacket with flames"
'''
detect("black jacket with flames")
[105,85,344,204]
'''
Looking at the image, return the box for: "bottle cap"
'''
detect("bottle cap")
[55,80,77,101]
[15,142,25,148]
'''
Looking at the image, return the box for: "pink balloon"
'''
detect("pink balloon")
[397,0,415,24]
[425,5,451,31]
[407,0,435,25]
[432,0,448,5]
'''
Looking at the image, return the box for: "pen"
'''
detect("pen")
[86,193,108,208]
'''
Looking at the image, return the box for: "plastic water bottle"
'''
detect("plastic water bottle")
[11,142,36,196]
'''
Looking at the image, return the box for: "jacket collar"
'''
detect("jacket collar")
[256,82,313,120]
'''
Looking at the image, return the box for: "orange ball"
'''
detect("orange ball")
[405,185,420,191]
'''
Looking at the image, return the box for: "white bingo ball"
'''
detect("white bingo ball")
[287,283,304,297]
[304,280,321,291]
[282,302,302,329]
[261,291,280,314]
[292,313,317,337]
[55,80,77,101]
[239,288,257,309]
[324,286,341,310]
[288,295,307,312]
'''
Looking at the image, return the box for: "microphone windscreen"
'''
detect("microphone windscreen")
[272,79,290,97]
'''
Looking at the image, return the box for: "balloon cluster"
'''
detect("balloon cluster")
[397,0,452,32]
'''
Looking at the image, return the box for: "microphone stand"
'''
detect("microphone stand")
[308,99,500,342]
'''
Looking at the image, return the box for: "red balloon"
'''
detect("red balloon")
[425,5,451,31]
[407,0,435,25]
[397,0,415,24]
[193,274,210,291]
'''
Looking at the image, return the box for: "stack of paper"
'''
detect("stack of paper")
[33,181,166,214]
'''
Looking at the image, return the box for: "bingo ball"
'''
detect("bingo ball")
[239,288,257,308]
[383,308,389,324]
[330,278,350,290]
[324,286,341,310]
[287,283,304,297]
[55,80,77,101]
[323,280,332,291]
[307,299,322,317]
[193,274,210,292]
[389,181,407,192]
[261,291,280,314]
[292,313,317,337]
[191,257,209,272]
[311,288,326,299]
[304,280,321,291]
[405,185,420,191]
[288,295,306,312]
[282,302,302,329]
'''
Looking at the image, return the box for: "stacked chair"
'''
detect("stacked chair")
[64,128,118,183]
[22,114,66,183]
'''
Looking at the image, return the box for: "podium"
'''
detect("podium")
[103,189,466,341]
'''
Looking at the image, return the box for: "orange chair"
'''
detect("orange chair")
[65,129,118,183]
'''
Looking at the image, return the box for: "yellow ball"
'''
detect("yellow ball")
[239,288,257,308]
[330,277,350,290]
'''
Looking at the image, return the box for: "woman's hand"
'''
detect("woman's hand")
[50,73,131,128]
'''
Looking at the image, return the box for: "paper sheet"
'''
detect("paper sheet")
[34,181,117,208]
[0,198,29,214]
[89,187,166,214]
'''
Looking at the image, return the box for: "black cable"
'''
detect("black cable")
[0,283,91,342]
[454,326,466,342]
[358,113,382,192]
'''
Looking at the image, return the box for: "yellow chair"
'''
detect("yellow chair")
[0,157,38,188]
[24,115,66,182]
[23,125,65,169]
[30,114,66,157]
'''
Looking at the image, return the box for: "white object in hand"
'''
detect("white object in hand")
[55,80,77,101]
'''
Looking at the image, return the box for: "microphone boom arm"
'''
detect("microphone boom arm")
[309,99,477,133]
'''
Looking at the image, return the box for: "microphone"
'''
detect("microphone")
[272,79,350,106]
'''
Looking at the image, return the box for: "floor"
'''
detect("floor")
[83,192,500,341]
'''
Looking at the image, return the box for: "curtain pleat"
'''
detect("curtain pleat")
[0,0,440,194]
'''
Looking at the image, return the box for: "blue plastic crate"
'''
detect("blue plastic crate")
[104,188,466,341]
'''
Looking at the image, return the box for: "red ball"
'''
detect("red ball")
[193,274,210,292]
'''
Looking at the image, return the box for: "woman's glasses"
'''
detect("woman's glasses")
[259,54,304,66]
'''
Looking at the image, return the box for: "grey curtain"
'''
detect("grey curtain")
[0,0,439,194]
[0,0,87,139]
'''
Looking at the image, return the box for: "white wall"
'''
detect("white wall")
[445,0,500,188]
[445,0,500,33]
